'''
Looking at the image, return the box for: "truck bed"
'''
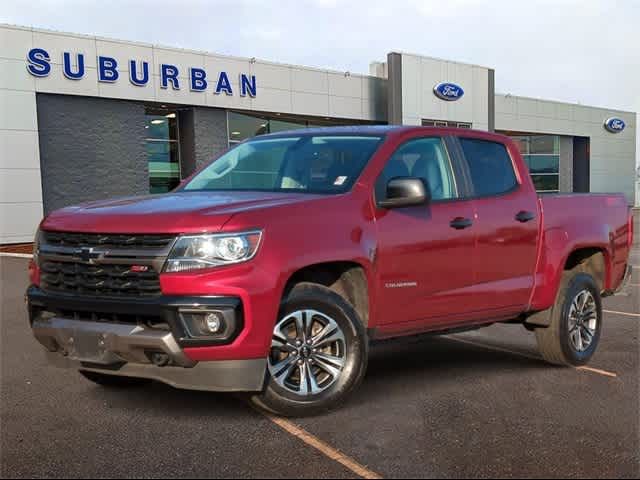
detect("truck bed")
[531,192,632,309]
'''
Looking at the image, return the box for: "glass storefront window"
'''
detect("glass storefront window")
[531,175,559,192]
[269,119,307,133]
[228,112,270,143]
[146,109,181,194]
[227,111,377,146]
[507,133,560,193]
[523,155,559,174]
[530,135,559,155]
[511,136,530,155]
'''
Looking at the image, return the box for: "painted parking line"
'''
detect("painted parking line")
[256,408,383,479]
[447,336,618,378]
[577,366,618,378]
[603,309,640,318]
[448,335,541,361]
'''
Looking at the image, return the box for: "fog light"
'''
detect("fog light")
[204,312,223,333]
[178,307,238,341]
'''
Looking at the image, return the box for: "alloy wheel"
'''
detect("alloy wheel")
[268,309,347,396]
[567,289,598,352]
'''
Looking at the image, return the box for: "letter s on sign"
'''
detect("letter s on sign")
[27,48,51,77]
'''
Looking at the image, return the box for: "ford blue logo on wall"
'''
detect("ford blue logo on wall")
[434,82,464,101]
[604,117,626,133]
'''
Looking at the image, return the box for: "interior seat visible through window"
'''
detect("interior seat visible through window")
[376,137,457,202]
[410,143,445,199]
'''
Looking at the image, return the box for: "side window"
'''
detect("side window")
[376,137,458,202]
[459,138,518,197]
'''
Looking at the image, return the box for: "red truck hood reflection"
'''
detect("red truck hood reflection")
[41,191,325,234]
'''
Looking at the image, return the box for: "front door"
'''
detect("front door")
[374,136,477,333]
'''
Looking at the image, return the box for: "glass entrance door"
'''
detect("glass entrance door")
[145,108,181,193]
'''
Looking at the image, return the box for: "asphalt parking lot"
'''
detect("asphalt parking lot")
[1,235,638,478]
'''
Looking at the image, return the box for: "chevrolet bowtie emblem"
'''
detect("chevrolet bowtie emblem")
[75,247,104,264]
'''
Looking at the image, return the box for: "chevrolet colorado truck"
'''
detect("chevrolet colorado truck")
[27,126,633,416]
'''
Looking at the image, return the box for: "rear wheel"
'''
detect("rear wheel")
[251,282,368,417]
[80,370,151,388]
[535,271,602,366]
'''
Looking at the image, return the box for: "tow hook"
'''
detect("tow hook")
[148,352,171,367]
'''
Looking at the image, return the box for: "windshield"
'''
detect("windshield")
[183,134,385,194]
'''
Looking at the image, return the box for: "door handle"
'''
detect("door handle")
[515,211,536,223]
[450,217,473,230]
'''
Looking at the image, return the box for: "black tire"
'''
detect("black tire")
[79,370,151,388]
[251,282,368,417]
[535,271,603,366]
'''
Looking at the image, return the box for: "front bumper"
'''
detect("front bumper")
[45,351,266,393]
[27,286,267,392]
[27,286,244,348]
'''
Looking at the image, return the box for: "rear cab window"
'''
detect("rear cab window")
[458,138,518,197]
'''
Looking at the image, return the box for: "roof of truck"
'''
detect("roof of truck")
[256,125,510,141]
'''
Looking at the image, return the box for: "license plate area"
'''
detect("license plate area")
[67,331,113,364]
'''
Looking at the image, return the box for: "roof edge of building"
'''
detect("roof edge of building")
[496,92,636,116]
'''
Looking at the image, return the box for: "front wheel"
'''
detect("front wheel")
[535,271,603,366]
[251,282,368,417]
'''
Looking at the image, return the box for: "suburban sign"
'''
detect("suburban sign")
[26,48,257,97]
[433,82,464,101]
[604,117,626,134]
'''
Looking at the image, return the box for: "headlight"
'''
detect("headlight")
[164,231,262,273]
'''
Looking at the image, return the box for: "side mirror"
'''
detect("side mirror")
[378,177,430,209]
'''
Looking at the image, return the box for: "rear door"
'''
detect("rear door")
[374,135,477,332]
[455,137,540,315]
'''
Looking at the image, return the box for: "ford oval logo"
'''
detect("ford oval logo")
[604,117,625,133]
[434,82,464,101]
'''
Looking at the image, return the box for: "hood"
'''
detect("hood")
[41,191,326,234]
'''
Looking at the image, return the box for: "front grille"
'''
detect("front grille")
[42,231,175,250]
[40,261,162,298]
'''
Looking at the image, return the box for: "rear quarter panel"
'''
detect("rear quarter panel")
[530,193,631,310]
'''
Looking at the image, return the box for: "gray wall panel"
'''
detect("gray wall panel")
[192,107,229,170]
[559,136,574,192]
[36,93,147,214]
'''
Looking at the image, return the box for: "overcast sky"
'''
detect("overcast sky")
[2,0,639,166]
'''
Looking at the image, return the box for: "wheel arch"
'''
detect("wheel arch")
[563,247,609,293]
[526,246,609,328]
[282,261,370,328]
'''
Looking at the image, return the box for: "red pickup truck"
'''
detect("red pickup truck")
[27,126,633,416]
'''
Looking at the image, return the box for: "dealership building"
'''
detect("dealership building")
[0,24,637,244]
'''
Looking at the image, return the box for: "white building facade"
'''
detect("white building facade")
[0,24,636,244]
